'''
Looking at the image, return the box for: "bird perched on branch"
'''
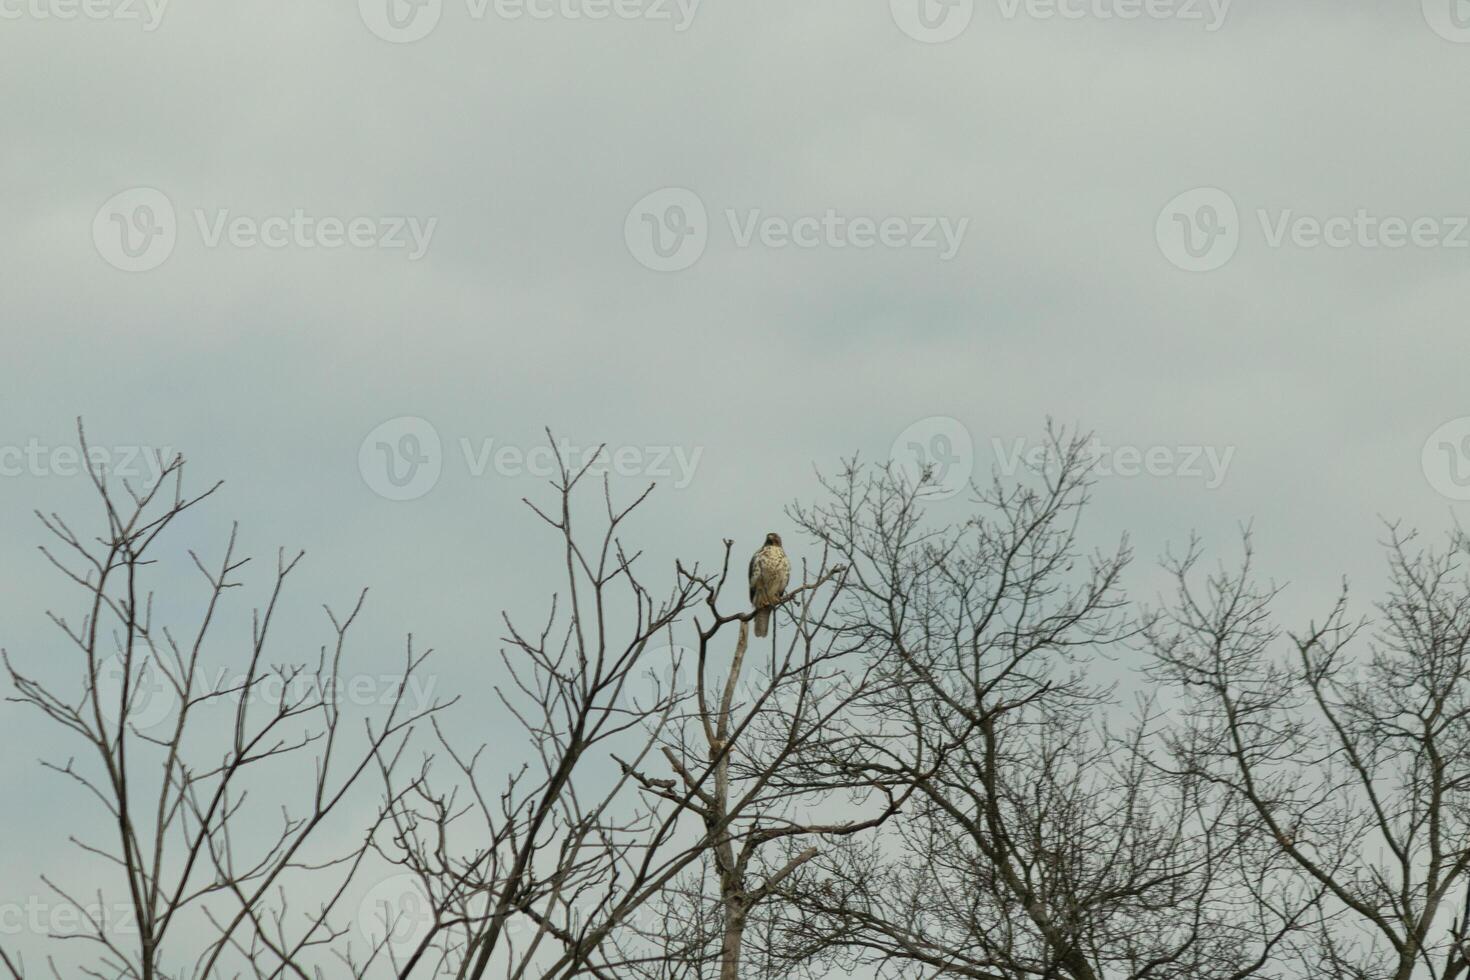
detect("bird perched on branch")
[749,532,790,638]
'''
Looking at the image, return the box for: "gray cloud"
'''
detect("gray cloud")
[3,1,1470,972]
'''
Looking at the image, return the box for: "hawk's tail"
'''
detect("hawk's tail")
[753,608,771,638]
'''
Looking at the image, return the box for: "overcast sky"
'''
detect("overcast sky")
[4,0,1470,973]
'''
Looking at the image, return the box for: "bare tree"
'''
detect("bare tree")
[774,431,1314,980]
[1,423,448,979]
[612,543,907,980]
[1,429,894,980]
[362,442,884,980]
[352,445,716,980]
[1147,525,1470,980]
[26,423,1440,980]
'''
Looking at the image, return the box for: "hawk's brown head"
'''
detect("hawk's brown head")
[765,532,783,548]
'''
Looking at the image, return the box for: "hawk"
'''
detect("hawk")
[748,532,790,638]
